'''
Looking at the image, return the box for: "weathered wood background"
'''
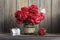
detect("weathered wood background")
[0,0,60,33]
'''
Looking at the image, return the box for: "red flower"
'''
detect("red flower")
[29,8,39,15]
[40,13,45,20]
[21,12,28,20]
[15,10,28,21]
[38,28,46,35]
[16,20,23,24]
[15,4,45,25]
[29,5,39,15]
[21,7,28,12]
[15,10,21,18]
[34,16,41,24]
[29,4,38,10]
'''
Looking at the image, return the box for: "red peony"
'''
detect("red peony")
[15,4,45,25]
[40,13,45,20]
[21,7,28,12]
[15,10,28,24]
[16,20,23,24]
[15,10,21,18]
[29,4,39,15]
[38,28,46,35]
[29,4,38,10]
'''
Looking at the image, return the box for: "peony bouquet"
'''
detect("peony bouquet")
[15,4,45,25]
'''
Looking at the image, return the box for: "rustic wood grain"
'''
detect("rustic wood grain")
[0,0,60,33]
[29,0,39,7]
[4,0,17,33]
[52,0,60,33]
[0,33,60,37]
[0,0,4,33]
[44,0,52,33]
[52,0,58,33]
[1,0,52,33]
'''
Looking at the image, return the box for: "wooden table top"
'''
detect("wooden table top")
[0,33,60,40]
[0,33,60,38]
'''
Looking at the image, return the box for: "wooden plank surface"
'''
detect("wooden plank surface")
[0,33,60,37]
[52,0,59,33]
[44,0,52,33]
[0,0,4,33]
[0,0,60,33]
[4,0,17,33]
[29,0,39,7]
[8,0,17,28]
[1,0,52,33]
[17,0,28,10]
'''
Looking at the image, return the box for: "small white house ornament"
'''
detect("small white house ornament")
[11,28,20,36]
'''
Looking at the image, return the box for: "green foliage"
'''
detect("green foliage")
[34,31,39,36]
[24,24,34,28]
